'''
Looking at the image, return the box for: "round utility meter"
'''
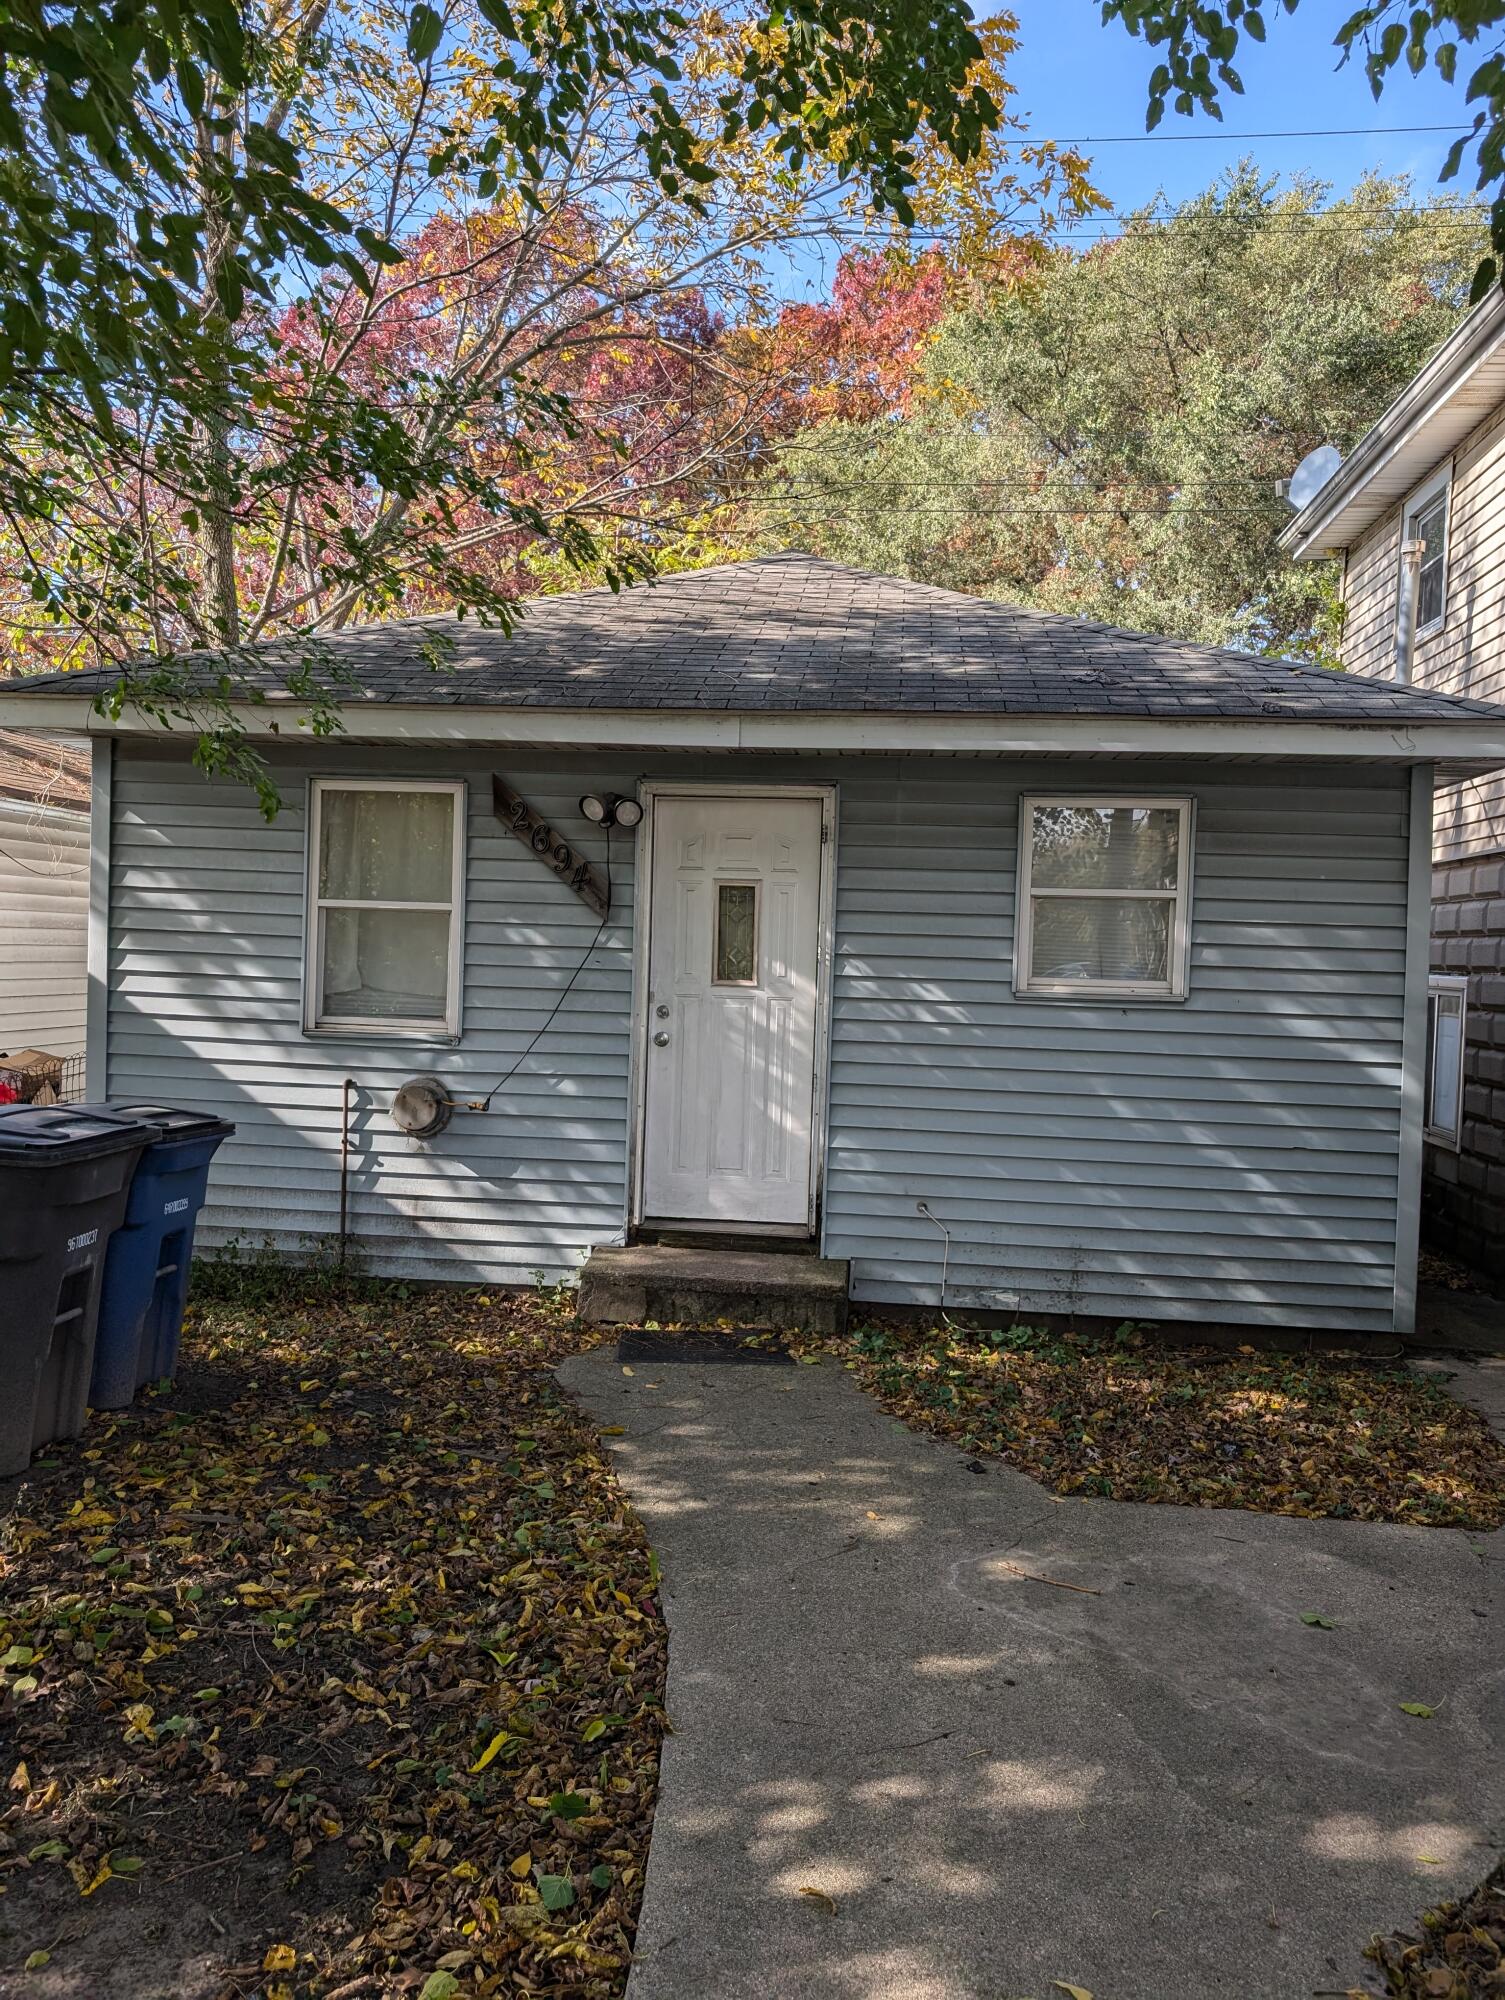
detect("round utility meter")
[391,1075,452,1139]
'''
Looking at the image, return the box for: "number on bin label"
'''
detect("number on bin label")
[163,1198,190,1215]
[66,1228,99,1253]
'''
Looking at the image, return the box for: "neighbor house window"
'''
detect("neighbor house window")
[1403,469,1449,635]
[1016,797,1193,1000]
[1425,974,1468,1149]
[305,779,464,1035]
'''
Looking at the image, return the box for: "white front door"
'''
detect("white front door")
[641,793,825,1226]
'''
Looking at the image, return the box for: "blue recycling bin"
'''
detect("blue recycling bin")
[89,1104,235,1410]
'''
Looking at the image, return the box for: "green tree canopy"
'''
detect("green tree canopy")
[746,171,1484,658]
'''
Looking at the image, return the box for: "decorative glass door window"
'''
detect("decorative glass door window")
[714,883,758,984]
[305,780,465,1034]
[1016,798,1193,999]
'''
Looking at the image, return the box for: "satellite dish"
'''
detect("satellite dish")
[1284,444,1343,511]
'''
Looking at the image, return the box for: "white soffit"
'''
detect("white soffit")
[1280,288,1505,560]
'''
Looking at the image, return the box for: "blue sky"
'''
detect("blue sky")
[773,6,1481,300]
[1010,0,1474,218]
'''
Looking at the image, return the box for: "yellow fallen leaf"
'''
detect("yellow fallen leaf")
[601,1426,626,1436]
[80,1858,113,1897]
[470,1730,509,1773]
[122,1703,156,1744]
[1053,1985,1095,2000]
[9,1762,29,1792]
[24,1951,50,1971]
[798,1886,838,1915]
[509,1853,533,1879]
[263,1944,297,1974]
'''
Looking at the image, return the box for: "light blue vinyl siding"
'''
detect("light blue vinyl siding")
[107,746,1415,1329]
[108,747,638,1285]
[825,761,1410,1331]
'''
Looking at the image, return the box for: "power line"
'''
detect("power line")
[1052,124,1474,144]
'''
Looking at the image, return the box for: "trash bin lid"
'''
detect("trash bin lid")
[0,1103,163,1162]
[99,1102,236,1143]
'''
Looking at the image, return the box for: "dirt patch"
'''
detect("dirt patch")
[0,1276,664,1999]
[796,1319,1505,1528]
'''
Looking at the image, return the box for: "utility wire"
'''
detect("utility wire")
[1053,124,1474,143]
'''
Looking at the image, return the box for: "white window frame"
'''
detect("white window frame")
[304,777,466,1039]
[1401,463,1450,640]
[1015,794,1194,1001]
[1424,972,1469,1150]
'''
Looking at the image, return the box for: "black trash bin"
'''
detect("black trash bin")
[0,1104,162,1476]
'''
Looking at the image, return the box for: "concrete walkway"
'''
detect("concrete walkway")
[558,1350,1505,2000]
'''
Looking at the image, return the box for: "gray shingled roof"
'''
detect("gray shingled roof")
[6,553,1504,723]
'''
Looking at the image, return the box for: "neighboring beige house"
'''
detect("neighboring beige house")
[1282,290,1505,1278]
[0,731,90,1071]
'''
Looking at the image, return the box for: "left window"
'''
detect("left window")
[305,780,464,1036]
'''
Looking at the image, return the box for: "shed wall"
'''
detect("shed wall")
[0,799,89,1058]
[107,745,1415,1330]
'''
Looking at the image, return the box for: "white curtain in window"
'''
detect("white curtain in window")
[323,907,450,1018]
[317,789,454,1020]
[320,788,454,903]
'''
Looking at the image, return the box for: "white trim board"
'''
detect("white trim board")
[1393,762,1434,1338]
[8,699,1505,771]
[86,738,113,1098]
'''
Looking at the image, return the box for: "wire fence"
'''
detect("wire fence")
[0,1047,85,1106]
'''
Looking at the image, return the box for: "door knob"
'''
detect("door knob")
[653,1031,671,1047]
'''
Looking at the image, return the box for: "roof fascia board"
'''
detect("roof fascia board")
[2,696,1504,766]
[1278,290,1505,560]
[0,789,89,821]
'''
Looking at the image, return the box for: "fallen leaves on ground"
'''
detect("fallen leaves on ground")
[1367,1861,1505,1997]
[1417,1249,1484,1295]
[0,1271,663,1997]
[802,1320,1505,1528]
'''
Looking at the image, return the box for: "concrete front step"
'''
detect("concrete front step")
[578,1243,850,1337]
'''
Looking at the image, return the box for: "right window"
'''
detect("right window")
[1016,798,1193,1000]
[1425,974,1469,1149]
[1403,472,1449,635]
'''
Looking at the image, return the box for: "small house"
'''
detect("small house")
[0,730,90,1088]
[1281,289,1505,1279]
[5,554,1504,1336]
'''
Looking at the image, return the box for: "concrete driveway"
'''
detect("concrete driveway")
[558,1349,1505,2000]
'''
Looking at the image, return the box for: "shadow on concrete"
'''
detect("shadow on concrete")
[558,1351,1505,2000]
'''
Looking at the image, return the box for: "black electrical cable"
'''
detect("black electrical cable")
[469,820,614,1112]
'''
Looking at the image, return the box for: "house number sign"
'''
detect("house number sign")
[491,774,610,919]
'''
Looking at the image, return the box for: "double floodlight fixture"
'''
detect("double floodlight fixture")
[579,793,643,829]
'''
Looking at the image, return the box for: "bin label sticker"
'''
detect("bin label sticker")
[66,1228,99,1253]
[163,1198,190,1215]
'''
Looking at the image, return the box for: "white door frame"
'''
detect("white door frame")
[626,781,838,1235]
